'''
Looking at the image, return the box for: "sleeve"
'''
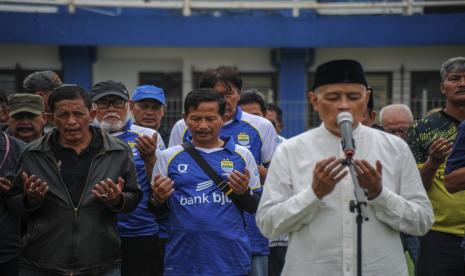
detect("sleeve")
[147,151,171,217]
[108,147,143,213]
[151,149,169,183]
[406,122,427,165]
[6,152,42,214]
[244,149,261,191]
[259,120,279,165]
[368,141,434,236]
[168,119,187,147]
[445,122,465,175]
[256,145,324,239]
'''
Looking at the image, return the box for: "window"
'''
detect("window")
[410,71,443,119]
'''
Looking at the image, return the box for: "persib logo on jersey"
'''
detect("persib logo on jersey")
[237,132,250,146]
[127,141,139,156]
[221,159,234,175]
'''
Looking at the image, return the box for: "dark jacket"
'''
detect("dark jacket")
[0,132,25,264]
[7,127,142,275]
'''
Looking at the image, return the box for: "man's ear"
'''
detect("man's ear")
[308,91,319,112]
[90,108,97,120]
[129,100,135,111]
[440,82,446,96]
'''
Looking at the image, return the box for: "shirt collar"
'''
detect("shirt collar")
[221,136,235,153]
[52,126,102,151]
[122,119,132,132]
[233,107,243,121]
[185,136,235,153]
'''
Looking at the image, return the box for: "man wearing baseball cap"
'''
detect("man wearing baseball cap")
[7,94,46,143]
[130,85,169,145]
[92,80,165,276]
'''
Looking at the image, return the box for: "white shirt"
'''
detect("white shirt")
[256,124,433,276]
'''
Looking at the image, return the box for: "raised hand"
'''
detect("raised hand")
[22,172,48,205]
[353,159,383,199]
[312,157,347,199]
[151,174,174,203]
[92,177,125,206]
[228,168,250,195]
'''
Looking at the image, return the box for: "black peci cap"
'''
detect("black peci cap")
[312,59,367,91]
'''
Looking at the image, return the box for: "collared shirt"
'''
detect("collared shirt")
[50,127,102,206]
[257,124,433,276]
[407,109,465,236]
[154,137,260,275]
[169,107,279,255]
[269,134,288,248]
[110,120,165,237]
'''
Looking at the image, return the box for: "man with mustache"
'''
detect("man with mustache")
[92,80,166,276]
[149,89,261,275]
[407,57,465,275]
[7,94,45,143]
[6,85,141,275]
[131,85,170,146]
[169,66,279,276]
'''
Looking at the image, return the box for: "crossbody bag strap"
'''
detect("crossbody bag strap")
[182,143,233,196]
[0,132,11,170]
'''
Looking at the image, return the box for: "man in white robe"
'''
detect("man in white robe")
[256,59,434,276]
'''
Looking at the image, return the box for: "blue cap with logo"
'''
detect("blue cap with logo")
[132,85,166,106]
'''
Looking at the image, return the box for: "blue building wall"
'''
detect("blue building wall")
[1,9,464,135]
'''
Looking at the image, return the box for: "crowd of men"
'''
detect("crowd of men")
[0,56,464,276]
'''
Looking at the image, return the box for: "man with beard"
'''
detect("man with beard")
[92,80,166,276]
[7,94,45,143]
[131,85,170,146]
[407,57,465,275]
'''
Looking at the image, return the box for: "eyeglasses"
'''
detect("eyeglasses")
[95,99,126,109]
[385,127,409,135]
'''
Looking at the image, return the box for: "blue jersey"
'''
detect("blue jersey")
[154,137,261,275]
[112,120,165,237]
[169,108,278,255]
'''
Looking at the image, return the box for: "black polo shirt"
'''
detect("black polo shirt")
[50,127,103,206]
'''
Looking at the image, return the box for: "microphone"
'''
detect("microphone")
[336,112,355,158]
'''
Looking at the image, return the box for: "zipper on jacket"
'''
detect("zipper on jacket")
[46,149,106,269]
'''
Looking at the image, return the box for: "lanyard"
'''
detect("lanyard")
[0,132,11,170]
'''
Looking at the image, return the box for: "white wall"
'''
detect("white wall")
[1,44,464,104]
[0,44,61,70]
[313,46,465,104]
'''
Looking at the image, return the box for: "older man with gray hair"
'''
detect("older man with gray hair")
[407,56,465,275]
[380,103,419,267]
[379,104,413,140]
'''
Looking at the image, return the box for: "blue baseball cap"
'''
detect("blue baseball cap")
[132,85,166,106]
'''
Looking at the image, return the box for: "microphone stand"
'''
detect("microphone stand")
[343,156,369,276]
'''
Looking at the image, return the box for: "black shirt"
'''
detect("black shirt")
[50,127,103,206]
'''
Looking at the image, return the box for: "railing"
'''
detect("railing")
[1,0,465,16]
